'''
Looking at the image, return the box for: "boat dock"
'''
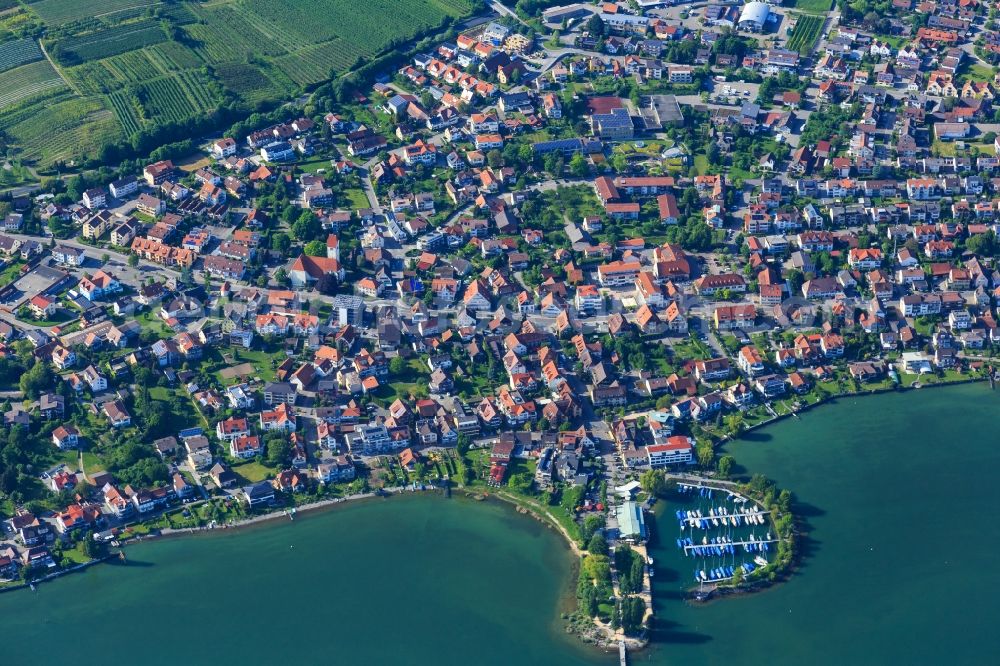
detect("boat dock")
[683,538,778,554]
[678,510,770,520]
[619,641,627,666]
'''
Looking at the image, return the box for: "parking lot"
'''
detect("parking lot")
[706,80,761,106]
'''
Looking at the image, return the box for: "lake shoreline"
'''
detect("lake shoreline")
[6,377,992,656]
[717,375,988,445]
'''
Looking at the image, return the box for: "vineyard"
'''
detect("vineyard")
[0,95,120,165]
[147,41,202,70]
[28,0,157,27]
[238,0,471,55]
[214,62,289,105]
[273,39,356,87]
[109,70,222,138]
[0,0,476,166]
[98,49,163,87]
[787,14,825,54]
[0,39,43,74]
[58,19,167,62]
[184,5,286,62]
[0,60,67,109]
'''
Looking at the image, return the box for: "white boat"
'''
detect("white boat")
[754,556,769,567]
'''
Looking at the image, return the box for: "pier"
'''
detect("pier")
[680,510,770,521]
[683,538,779,553]
[619,641,627,666]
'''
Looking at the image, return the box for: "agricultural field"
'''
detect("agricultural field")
[0,0,476,167]
[238,0,470,56]
[1,96,120,166]
[0,60,66,109]
[787,14,825,54]
[0,38,43,74]
[56,19,167,62]
[27,0,155,27]
[792,0,832,12]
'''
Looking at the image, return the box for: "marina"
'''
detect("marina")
[669,483,778,586]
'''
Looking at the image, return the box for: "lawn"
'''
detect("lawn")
[233,460,273,484]
[933,139,994,158]
[343,188,371,210]
[693,153,709,176]
[671,336,714,361]
[298,157,334,173]
[372,357,429,404]
[50,449,102,474]
[136,309,172,337]
[149,385,203,433]
[793,0,832,12]
[226,347,285,383]
[0,259,24,287]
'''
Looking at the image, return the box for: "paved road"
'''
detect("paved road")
[489,0,529,27]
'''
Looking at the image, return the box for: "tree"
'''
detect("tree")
[723,413,745,437]
[967,230,998,257]
[78,530,107,559]
[588,531,608,555]
[315,272,337,295]
[19,362,54,399]
[271,232,291,254]
[508,471,534,494]
[389,356,407,375]
[611,152,628,173]
[127,252,139,268]
[265,436,292,468]
[585,13,604,36]
[717,455,735,478]
[568,152,589,177]
[456,433,471,457]
[696,439,715,467]
[777,488,792,513]
[582,514,604,541]
[303,240,327,256]
[292,211,322,242]
[639,469,668,497]
[786,268,805,296]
